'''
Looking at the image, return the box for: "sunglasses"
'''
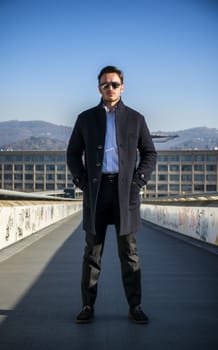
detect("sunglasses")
[100,82,121,89]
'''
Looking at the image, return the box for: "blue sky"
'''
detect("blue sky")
[0,0,217,131]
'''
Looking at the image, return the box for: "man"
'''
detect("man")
[67,66,157,324]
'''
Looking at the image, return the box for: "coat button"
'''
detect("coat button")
[96,162,101,167]
[93,178,98,183]
[97,144,103,149]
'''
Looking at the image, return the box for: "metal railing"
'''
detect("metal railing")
[142,192,218,205]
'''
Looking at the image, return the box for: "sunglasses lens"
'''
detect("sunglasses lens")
[112,82,120,89]
[100,82,121,89]
[102,83,110,89]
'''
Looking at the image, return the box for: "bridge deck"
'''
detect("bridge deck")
[0,212,218,350]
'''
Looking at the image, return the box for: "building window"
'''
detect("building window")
[146,184,156,191]
[170,164,179,172]
[170,174,179,181]
[25,164,34,171]
[46,183,55,190]
[56,155,66,162]
[4,183,13,190]
[181,165,192,172]
[35,183,44,190]
[14,174,23,180]
[157,155,168,162]
[168,155,179,162]
[14,183,23,190]
[46,174,55,181]
[36,174,44,181]
[68,174,73,181]
[24,155,34,162]
[194,154,204,161]
[158,184,168,191]
[170,184,179,191]
[181,174,192,181]
[4,164,12,171]
[14,164,23,171]
[25,174,33,180]
[181,184,192,192]
[4,174,12,180]
[194,164,204,171]
[57,164,66,171]
[57,183,65,190]
[25,183,34,190]
[150,174,156,181]
[206,174,217,181]
[46,164,55,171]
[158,174,168,181]
[206,154,217,162]
[35,155,45,162]
[194,174,204,181]
[14,155,23,162]
[44,155,56,162]
[57,173,66,181]
[3,156,14,162]
[194,184,204,191]
[36,164,44,171]
[158,164,168,172]
[206,184,216,191]
[206,164,216,171]
[181,154,193,162]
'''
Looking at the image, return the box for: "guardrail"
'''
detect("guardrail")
[141,193,218,246]
[1,189,218,251]
[0,190,82,251]
[0,189,73,201]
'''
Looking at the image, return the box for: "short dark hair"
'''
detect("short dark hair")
[98,66,124,83]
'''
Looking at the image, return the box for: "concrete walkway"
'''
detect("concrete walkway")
[0,211,218,350]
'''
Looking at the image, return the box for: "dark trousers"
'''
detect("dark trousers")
[81,175,141,307]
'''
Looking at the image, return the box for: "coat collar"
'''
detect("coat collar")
[97,98,126,111]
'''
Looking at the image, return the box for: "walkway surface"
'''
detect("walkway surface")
[0,211,218,350]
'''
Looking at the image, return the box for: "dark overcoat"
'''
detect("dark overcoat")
[67,99,157,235]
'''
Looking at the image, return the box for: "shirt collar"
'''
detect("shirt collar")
[103,104,116,113]
[98,98,125,111]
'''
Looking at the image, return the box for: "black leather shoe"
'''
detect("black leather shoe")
[76,305,95,324]
[128,305,149,324]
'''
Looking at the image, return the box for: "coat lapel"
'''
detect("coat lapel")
[115,100,128,145]
[95,104,106,147]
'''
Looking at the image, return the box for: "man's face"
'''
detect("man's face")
[98,73,124,105]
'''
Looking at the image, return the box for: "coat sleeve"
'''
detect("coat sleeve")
[66,115,87,189]
[134,116,157,187]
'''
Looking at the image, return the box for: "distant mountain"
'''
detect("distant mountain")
[0,120,71,147]
[153,127,218,150]
[2,136,67,151]
[0,121,217,151]
[0,120,72,150]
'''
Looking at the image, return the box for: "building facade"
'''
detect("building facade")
[0,150,217,197]
[146,150,218,198]
[0,151,71,192]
